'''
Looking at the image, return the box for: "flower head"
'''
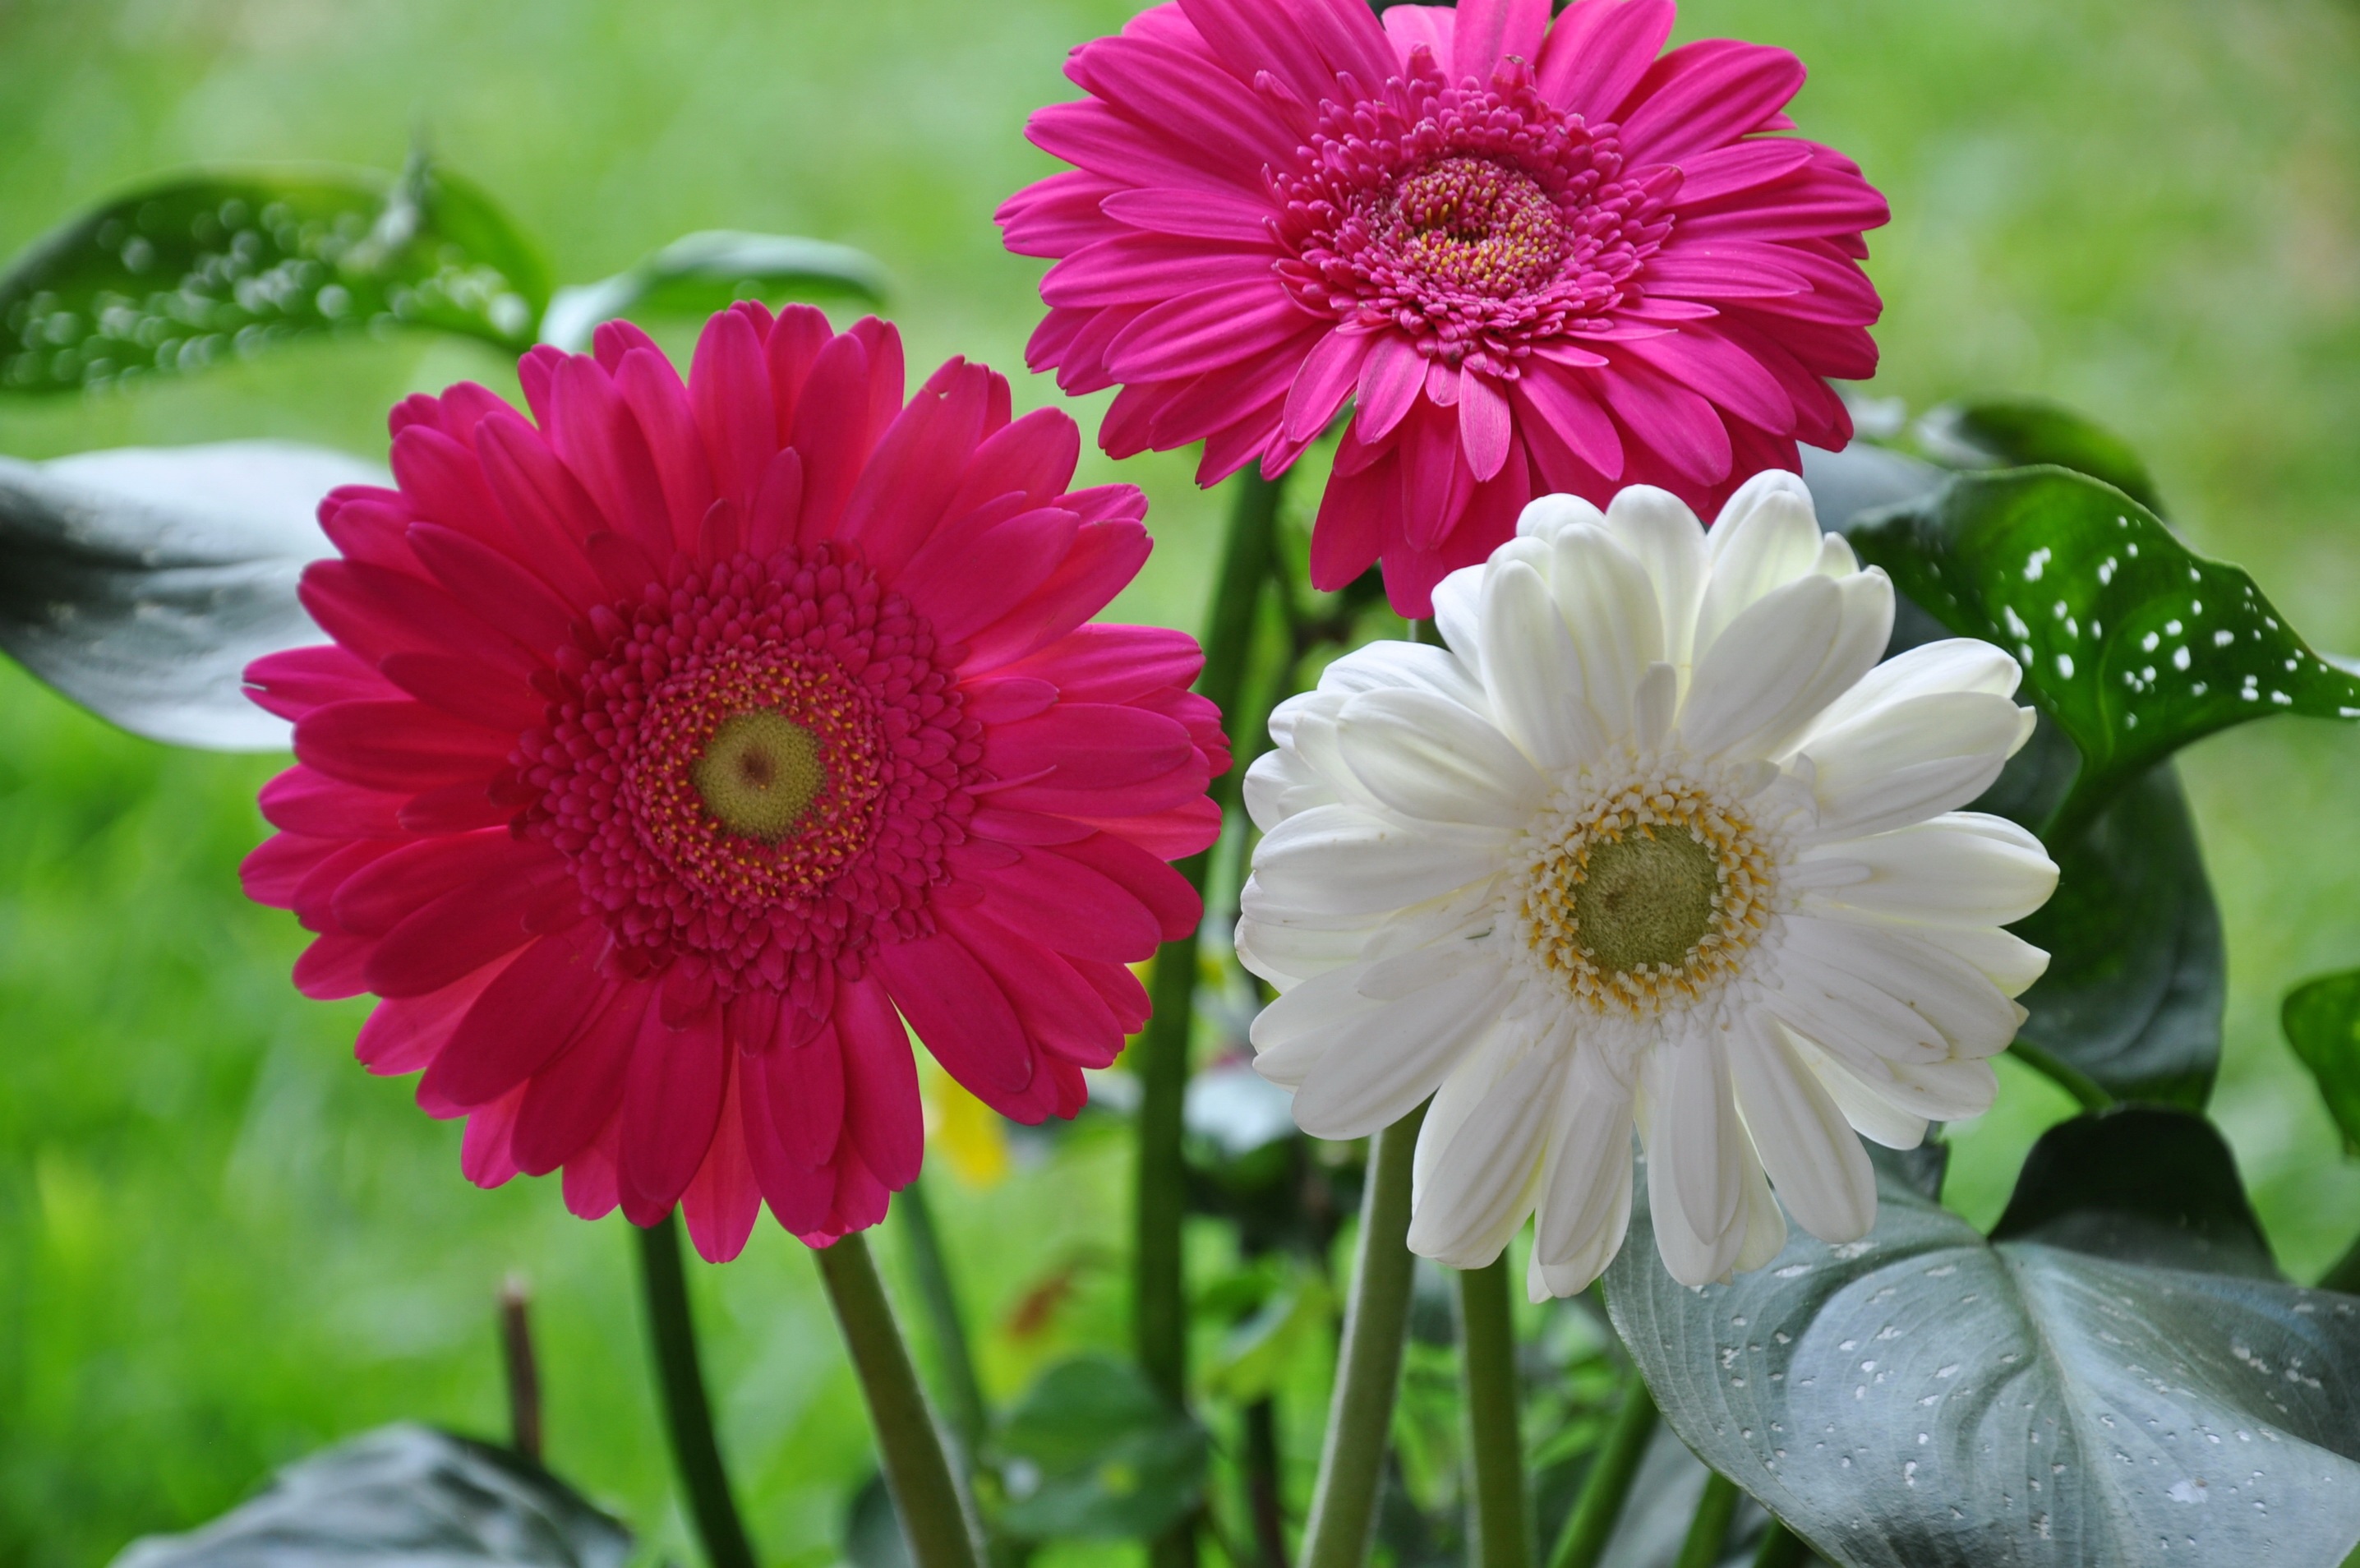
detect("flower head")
[1236,476,2057,1295]
[1001,0,1886,616]
[242,306,1225,1261]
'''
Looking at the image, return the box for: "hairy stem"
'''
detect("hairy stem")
[1458,1259,1531,1568]
[637,1215,758,1568]
[1298,1100,1430,1568]
[816,1232,986,1568]
[1672,1474,1740,1568]
[1140,468,1284,1568]
[894,1175,990,1455]
[1546,1368,1656,1568]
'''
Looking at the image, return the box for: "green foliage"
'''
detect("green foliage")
[1920,398,2164,514]
[1851,467,2360,837]
[540,230,888,351]
[108,1425,629,1568]
[0,159,549,394]
[985,1355,1209,1541]
[2284,971,2360,1156]
[1606,1109,2360,1568]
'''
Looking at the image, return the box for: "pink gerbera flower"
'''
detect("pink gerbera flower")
[999,0,1887,615]
[241,306,1225,1261]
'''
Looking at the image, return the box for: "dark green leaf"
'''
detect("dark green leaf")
[1606,1112,2360,1568]
[985,1354,1208,1540]
[540,230,887,351]
[108,1424,630,1568]
[1850,468,2360,833]
[1920,398,2163,514]
[0,159,549,393]
[0,440,372,749]
[2008,759,2224,1108]
[2283,970,2360,1156]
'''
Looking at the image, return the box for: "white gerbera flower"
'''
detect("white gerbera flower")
[1236,475,2060,1298]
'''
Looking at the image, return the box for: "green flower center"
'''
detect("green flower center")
[690,708,827,842]
[1571,826,1721,973]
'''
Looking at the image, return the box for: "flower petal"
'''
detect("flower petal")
[1333,686,1546,828]
[1728,1017,1877,1243]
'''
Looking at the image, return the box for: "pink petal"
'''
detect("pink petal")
[355,966,500,1077]
[943,408,1081,519]
[1284,330,1376,444]
[1601,364,1733,485]
[1067,34,1302,173]
[562,1118,625,1220]
[1666,141,1818,205]
[873,931,1034,1098]
[1621,329,1795,434]
[998,170,1127,258]
[680,1063,763,1263]
[990,751,1212,820]
[1049,832,1204,942]
[744,449,807,557]
[837,975,925,1188]
[1382,7,1453,68]
[245,645,394,724]
[293,930,374,999]
[1619,40,1805,164]
[1064,796,1224,860]
[330,830,546,937]
[838,359,995,577]
[614,348,717,551]
[959,519,1153,673]
[983,703,1195,790]
[938,906,1123,1070]
[1451,0,1551,81]
[996,623,1201,703]
[763,304,835,436]
[689,306,780,513]
[1045,238,1279,311]
[786,332,876,543]
[620,1001,730,1218]
[1458,368,1512,481]
[460,1086,528,1188]
[259,768,405,838]
[417,924,607,1109]
[1353,335,1427,444]
[1100,186,1278,244]
[294,699,510,795]
[1175,0,1335,106]
[1310,446,1397,589]
[973,842,1164,962]
[1533,0,1676,119]
[1517,365,1625,478]
[1027,101,1261,199]
[1072,957,1152,1034]
[513,989,648,1175]
[548,357,673,553]
[470,416,614,612]
[362,863,568,998]
[1104,282,1314,383]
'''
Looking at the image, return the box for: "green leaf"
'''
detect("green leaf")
[1205,1263,1334,1404]
[0,159,549,393]
[1920,398,2163,514]
[108,1423,630,1567]
[540,230,887,351]
[1850,467,2360,835]
[0,440,375,749]
[985,1354,1209,1541]
[2284,970,2360,1156]
[1606,1109,2360,1568]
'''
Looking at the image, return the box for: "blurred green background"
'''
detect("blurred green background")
[2,0,2358,1562]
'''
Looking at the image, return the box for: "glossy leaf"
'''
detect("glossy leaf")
[1606,1110,2360,1568]
[1,159,549,392]
[1920,398,2162,514]
[985,1354,1208,1540]
[540,230,887,351]
[2284,971,2360,1156]
[0,441,371,749]
[1851,467,2360,834]
[108,1424,631,1568]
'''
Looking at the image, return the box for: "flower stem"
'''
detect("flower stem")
[893,1174,990,1456]
[1139,467,1284,1568]
[499,1275,542,1463]
[636,1215,758,1568]
[1751,1520,1810,1568]
[815,1232,986,1568]
[1298,1099,1430,1568]
[1672,1473,1740,1568]
[1456,1258,1530,1568]
[1545,1367,1655,1568]
[2006,1038,2114,1114]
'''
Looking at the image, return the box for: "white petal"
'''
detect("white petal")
[1643,1036,1747,1287]
[1433,565,1487,672]
[1547,524,1662,739]
[1250,804,1508,916]
[1268,686,1346,747]
[1731,1141,1788,1275]
[1800,638,2025,740]
[1318,638,1491,713]
[1800,813,2058,927]
[1243,746,1330,833]
[1813,531,1860,577]
[1407,1041,1561,1267]
[1729,1019,1878,1243]
[1474,560,1595,770]
[1334,687,1546,829]
[1695,477,1823,657]
[1632,662,1679,754]
[1750,571,1897,758]
[1798,692,2036,839]
[1533,1072,1638,1268]
[1602,486,1710,667]
[1234,911,1377,989]
[1250,962,1386,1085]
[1288,962,1514,1138]
[1517,492,1608,544]
[1679,574,1841,757]
[1527,1145,1634,1301]
[1874,920,2052,998]
[1712,467,1816,534]
[1783,1026,1929,1150]
[1879,1054,2001,1122]
[1780,915,2028,1058]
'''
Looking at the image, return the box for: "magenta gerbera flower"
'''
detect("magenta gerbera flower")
[240,306,1225,1261]
[999,0,1887,615]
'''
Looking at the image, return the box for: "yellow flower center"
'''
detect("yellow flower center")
[691,708,827,842]
[1518,772,1775,1019]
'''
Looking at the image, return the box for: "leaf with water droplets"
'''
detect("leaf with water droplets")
[2284,971,2360,1157]
[1606,1109,2360,1568]
[0,158,549,394]
[1848,468,2360,836]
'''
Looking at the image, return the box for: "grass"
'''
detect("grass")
[1,0,2358,1562]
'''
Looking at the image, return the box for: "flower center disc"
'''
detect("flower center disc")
[1571,827,1719,972]
[1386,157,1565,296]
[692,709,826,842]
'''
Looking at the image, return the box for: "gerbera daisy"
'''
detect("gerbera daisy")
[999,0,1886,617]
[240,305,1224,1261]
[1235,475,2056,1294]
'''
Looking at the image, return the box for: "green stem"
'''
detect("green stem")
[1140,468,1284,1568]
[816,1233,985,1568]
[894,1175,990,1455]
[1298,1100,1430,1568]
[1457,1259,1530,1568]
[2007,1038,2115,1114]
[637,1215,758,1568]
[1672,1474,1740,1568]
[1751,1520,1811,1568]
[1546,1369,1656,1568]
